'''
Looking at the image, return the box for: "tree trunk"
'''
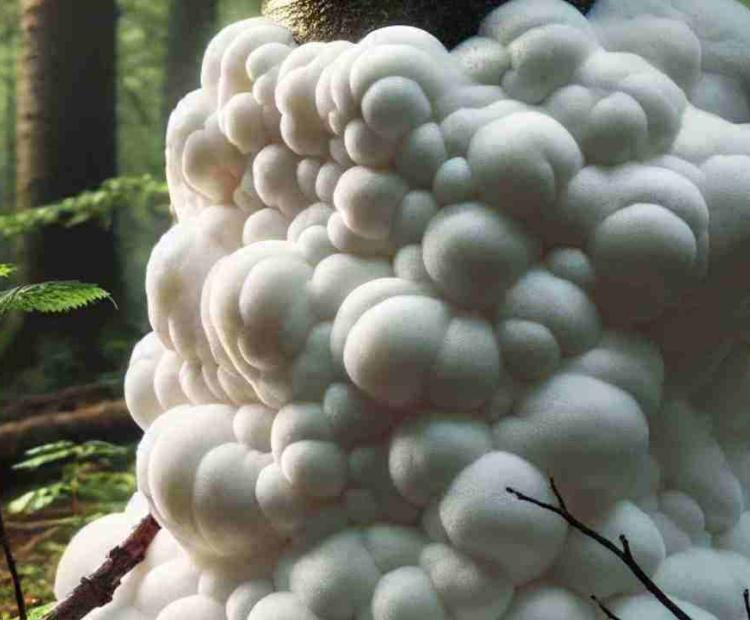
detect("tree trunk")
[163,0,217,121]
[9,0,120,385]
[263,0,595,47]
[3,73,14,212]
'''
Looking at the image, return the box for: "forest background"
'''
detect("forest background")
[0,1,260,614]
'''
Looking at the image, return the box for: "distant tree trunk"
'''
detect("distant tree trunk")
[9,0,120,386]
[164,0,217,120]
[3,74,14,211]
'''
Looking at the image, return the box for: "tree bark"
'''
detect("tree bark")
[163,0,217,120]
[0,400,138,467]
[262,0,596,48]
[9,0,120,382]
[0,382,121,423]
[43,514,161,620]
[0,0,18,215]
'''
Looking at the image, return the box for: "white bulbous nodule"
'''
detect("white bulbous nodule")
[59,0,750,618]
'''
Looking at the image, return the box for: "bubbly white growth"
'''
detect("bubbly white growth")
[57,0,750,617]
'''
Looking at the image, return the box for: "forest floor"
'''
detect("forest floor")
[0,432,136,619]
[0,506,79,618]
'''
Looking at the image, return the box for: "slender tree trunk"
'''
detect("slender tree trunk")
[4,73,14,212]
[8,0,120,385]
[163,0,217,120]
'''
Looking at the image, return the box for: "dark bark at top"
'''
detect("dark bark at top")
[9,0,120,381]
[263,0,596,47]
[163,0,218,122]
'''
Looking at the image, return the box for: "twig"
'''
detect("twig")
[0,503,27,620]
[744,588,750,618]
[42,514,160,620]
[591,594,620,619]
[5,517,79,531]
[18,525,61,556]
[506,478,692,620]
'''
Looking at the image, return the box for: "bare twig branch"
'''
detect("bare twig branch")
[591,594,620,619]
[744,587,750,619]
[42,514,160,620]
[506,478,692,620]
[18,525,61,556]
[0,503,27,620]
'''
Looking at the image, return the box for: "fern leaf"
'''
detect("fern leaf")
[0,263,15,278]
[0,281,115,316]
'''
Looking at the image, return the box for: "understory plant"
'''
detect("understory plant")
[8,440,136,521]
[0,264,114,620]
[0,265,114,316]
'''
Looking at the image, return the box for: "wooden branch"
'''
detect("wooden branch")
[42,514,160,620]
[506,478,691,620]
[0,382,121,423]
[0,399,139,466]
[0,503,27,620]
[5,516,77,531]
[744,588,750,619]
[18,525,61,556]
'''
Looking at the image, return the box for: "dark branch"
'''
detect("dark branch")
[42,514,161,620]
[0,503,27,620]
[506,479,692,620]
[591,594,620,620]
[744,588,750,619]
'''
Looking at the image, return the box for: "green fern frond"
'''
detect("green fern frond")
[0,281,115,316]
[0,263,15,278]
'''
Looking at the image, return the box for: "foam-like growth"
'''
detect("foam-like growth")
[57,0,750,618]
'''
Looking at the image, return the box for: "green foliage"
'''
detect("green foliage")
[8,440,137,519]
[220,0,263,25]
[14,440,131,471]
[0,175,168,239]
[1,439,136,619]
[0,264,15,278]
[3,560,62,620]
[0,282,115,316]
[24,603,57,620]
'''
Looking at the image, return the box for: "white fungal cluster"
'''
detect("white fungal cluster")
[55,0,750,618]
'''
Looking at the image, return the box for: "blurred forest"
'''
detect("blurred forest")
[0,0,260,614]
[0,0,260,401]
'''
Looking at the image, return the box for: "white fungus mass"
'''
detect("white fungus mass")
[55,0,750,618]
